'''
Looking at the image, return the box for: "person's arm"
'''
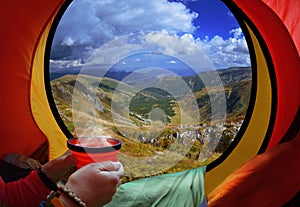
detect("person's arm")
[0,152,76,207]
[2,153,41,170]
[0,170,51,207]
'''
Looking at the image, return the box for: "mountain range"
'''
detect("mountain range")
[50,66,252,134]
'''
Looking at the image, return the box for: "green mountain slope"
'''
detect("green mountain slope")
[50,67,252,180]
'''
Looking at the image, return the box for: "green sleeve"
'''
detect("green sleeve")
[104,166,206,207]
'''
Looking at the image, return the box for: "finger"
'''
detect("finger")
[25,158,41,169]
[20,160,38,169]
[96,161,123,173]
[117,177,123,187]
[19,161,32,169]
[33,160,42,169]
[97,170,124,185]
[117,163,124,176]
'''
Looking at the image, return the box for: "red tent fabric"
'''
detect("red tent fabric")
[208,130,300,206]
[232,0,300,149]
[0,0,65,160]
[207,0,300,205]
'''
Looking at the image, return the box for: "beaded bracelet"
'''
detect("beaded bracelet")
[58,185,87,207]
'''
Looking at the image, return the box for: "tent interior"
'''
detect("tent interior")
[0,0,299,206]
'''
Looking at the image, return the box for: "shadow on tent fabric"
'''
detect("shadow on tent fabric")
[283,191,300,207]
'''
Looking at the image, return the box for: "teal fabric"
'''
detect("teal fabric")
[104,166,206,207]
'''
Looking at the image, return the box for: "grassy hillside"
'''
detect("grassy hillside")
[50,67,252,181]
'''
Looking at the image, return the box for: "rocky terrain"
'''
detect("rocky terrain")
[50,67,252,180]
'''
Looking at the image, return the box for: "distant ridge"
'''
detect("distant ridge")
[50,66,251,81]
[50,66,252,126]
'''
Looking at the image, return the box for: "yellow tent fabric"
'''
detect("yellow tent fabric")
[30,8,68,160]
[0,1,55,160]
[205,22,272,193]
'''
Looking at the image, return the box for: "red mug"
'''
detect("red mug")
[67,137,121,169]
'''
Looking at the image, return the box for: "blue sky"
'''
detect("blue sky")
[50,0,250,73]
[183,0,240,39]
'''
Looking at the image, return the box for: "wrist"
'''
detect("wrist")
[47,190,77,207]
[41,164,60,183]
[58,185,87,207]
[37,168,58,191]
[58,191,79,207]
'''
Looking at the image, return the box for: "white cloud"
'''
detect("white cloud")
[51,0,250,71]
[52,0,197,60]
[50,59,84,69]
[139,29,250,69]
[73,31,215,76]
[62,36,76,46]
[195,28,250,69]
[52,27,250,72]
[141,31,200,56]
[230,28,243,39]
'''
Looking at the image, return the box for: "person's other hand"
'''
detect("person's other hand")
[3,153,41,169]
[41,151,77,183]
[65,161,124,207]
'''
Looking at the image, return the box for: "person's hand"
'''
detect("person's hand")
[3,153,41,169]
[41,151,77,183]
[63,161,124,207]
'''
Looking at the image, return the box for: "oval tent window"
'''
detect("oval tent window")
[47,0,252,181]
